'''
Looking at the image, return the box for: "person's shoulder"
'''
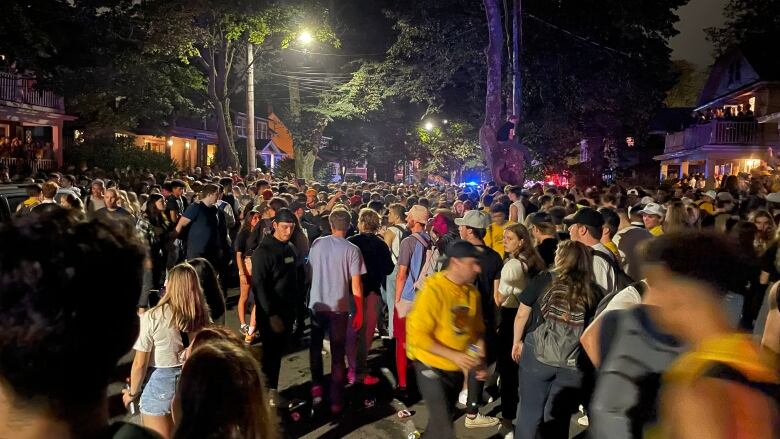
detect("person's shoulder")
[103,421,163,439]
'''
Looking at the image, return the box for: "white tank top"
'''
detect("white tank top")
[390,224,406,264]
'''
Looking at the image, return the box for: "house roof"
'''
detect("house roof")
[257,139,286,156]
[698,46,780,107]
[267,112,294,158]
[649,107,694,134]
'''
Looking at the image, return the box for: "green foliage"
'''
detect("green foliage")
[275,157,297,180]
[706,0,780,54]
[665,60,708,108]
[412,121,483,178]
[64,137,177,174]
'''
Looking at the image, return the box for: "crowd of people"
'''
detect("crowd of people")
[0,135,56,160]
[2,165,780,439]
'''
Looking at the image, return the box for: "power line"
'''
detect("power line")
[524,12,633,58]
[285,47,387,57]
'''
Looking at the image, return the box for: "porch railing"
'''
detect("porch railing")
[664,121,763,153]
[0,72,65,111]
[0,157,56,173]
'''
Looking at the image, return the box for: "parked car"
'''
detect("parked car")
[0,184,29,222]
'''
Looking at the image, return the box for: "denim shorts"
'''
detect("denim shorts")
[140,366,181,416]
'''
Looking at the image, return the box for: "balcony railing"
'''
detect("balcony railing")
[0,72,65,111]
[664,121,766,153]
[0,157,56,173]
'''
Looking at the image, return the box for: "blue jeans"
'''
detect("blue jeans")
[515,342,584,439]
[140,366,181,416]
[309,311,349,407]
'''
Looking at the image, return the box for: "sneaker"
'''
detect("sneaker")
[465,413,500,429]
[457,389,468,407]
[577,414,589,427]
[362,375,380,385]
[504,432,514,439]
[311,384,324,405]
[240,323,249,334]
[244,331,255,345]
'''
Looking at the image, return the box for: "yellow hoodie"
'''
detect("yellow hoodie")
[406,272,485,371]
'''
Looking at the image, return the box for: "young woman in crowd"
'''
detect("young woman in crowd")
[189,257,227,325]
[749,209,775,255]
[235,203,264,342]
[173,339,278,439]
[138,193,173,289]
[663,201,690,234]
[123,263,211,439]
[496,223,546,421]
[513,240,601,439]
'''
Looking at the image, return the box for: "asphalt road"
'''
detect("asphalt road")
[110,287,587,439]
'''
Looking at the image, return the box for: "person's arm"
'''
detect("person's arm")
[762,283,780,354]
[511,303,532,362]
[494,279,503,307]
[509,203,518,223]
[760,270,770,286]
[395,265,409,302]
[383,227,396,248]
[660,380,732,439]
[351,273,364,330]
[581,318,605,368]
[251,252,275,319]
[174,215,191,236]
[123,350,150,406]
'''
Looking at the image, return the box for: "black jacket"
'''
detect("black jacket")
[251,234,300,319]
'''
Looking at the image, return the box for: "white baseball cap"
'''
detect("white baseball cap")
[454,210,491,229]
[627,188,639,196]
[638,202,666,217]
[640,196,656,205]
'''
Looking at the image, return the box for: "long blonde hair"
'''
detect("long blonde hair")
[153,263,211,332]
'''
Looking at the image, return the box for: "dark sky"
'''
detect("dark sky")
[669,0,729,68]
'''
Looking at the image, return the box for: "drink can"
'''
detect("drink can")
[124,379,138,416]
[407,432,421,439]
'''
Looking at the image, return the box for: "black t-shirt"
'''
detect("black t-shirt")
[91,422,162,439]
[537,238,558,268]
[760,242,780,283]
[235,227,252,255]
[165,195,182,219]
[497,121,515,141]
[476,244,503,327]
[348,233,395,294]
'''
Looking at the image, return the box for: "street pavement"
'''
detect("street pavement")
[110,287,587,439]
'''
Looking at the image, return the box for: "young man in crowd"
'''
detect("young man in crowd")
[15,183,42,215]
[598,207,620,256]
[84,178,106,218]
[383,203,408,337]
[406,240,487,439]
[565,207,615,293]
[484,202,513,257]
[525,211,559,267]
[613,206,653,281]
[164,179,187,224]
[175,184,228,270]
[0,211,158,439]
[251,208,300,407]
[94,188,134,225]
[639,202,666,236]
[308,208,365,415]
[456,209,502,428]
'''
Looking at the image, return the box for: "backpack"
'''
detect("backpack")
[594,279,647,318]
[389,224,411,261]
[411,233,434,290]
[593,250,634,294]
[530,276,591,369]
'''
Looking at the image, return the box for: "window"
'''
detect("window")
[234,115,246,138]
[257,121,268,139]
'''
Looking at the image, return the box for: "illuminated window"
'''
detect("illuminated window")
[749,96,756,112]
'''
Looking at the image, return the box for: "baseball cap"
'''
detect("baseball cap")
[767,192,780,204]
[640,196,656,205]
[702,190,717,200]
[454,210,491,229]
[526,211,553,226]
[406,205,431,224]
[563,207,605,228]
[716,192,734,202]
[627,188,639,196]
[444,240,483,261]
[349,195,363,206]
[638,202,666,217]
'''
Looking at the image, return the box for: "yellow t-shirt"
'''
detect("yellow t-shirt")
[406,272,485,371]
[485,221,514,257]
[649,225,664,236]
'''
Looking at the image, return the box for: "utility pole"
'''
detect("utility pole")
[246,42,256,174]
[511,0,523,117]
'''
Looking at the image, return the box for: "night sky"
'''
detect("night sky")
[669,0,729,68]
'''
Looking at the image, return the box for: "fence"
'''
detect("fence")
[664,121,761,153]
[0,157,56,174]
[0,72,64,110]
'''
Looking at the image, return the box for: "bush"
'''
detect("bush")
[64,136,177,174]
[275,157,296,180]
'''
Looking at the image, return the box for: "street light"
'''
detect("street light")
[443,119,449,125]
[424,122,434,131]
[298,30,314,45]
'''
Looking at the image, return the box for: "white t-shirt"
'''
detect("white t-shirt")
[591,243,616,293]
[498,258,529,308]
[133,305,186,368]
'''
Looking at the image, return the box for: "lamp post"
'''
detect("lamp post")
[246,41,256,174]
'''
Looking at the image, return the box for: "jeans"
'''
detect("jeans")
[384,266,399,335]
[414,361,464,439]
[139,367,181,416]
[515,342,584,439]
[310,311,349,407]
[347,293,381,377]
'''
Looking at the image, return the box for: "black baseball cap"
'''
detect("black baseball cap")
[563,207,605,228]
[526,211,552,226]
[444,240,483,261]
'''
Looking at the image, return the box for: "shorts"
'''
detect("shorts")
[140,366,181,416]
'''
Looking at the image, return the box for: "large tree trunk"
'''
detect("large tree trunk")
[481,0,505,185]
[293,118,327,181]
[198,47,240,171]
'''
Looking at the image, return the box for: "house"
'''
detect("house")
[655,47,780,180]
[0,72,76,172]
[131,112,293,171]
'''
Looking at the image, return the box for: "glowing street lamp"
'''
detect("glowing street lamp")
[443,119,449,125]
[298,30,314,45]
[424,121,434,131]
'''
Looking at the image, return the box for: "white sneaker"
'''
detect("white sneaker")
[577,414,589,427]
[504,432,514,439]
[465,413,500,429]
[457,389,468,407]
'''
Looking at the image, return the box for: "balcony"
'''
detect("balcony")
[663,121,778,153]
[0,72,65,111]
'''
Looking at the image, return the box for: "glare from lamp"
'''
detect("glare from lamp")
[298,31,314,45]
[166,138,173,147]
[424,122,434,131]
[184,141,191,150]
